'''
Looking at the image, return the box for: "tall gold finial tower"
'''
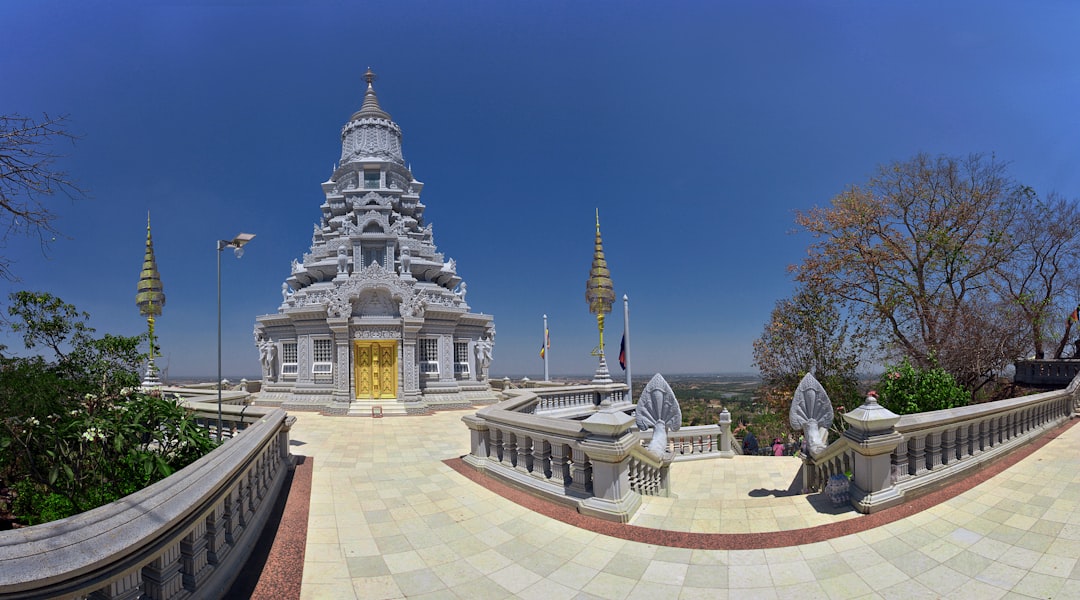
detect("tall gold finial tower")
[136,212,166,388]
[585,209,616,382]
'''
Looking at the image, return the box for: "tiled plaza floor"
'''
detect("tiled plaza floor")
[291,410,1080,599]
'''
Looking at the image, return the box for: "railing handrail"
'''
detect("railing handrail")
[0,404,291,598]
[893,382,1077,432]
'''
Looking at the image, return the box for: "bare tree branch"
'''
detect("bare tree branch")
[0,113,86,280]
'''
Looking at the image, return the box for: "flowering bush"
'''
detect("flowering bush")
[2,387,217,526]
[877,357,969,415]
[0,292,217,526]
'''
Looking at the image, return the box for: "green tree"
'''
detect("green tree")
[752,286,864,434]
[0,291,143,417]
[0,291,215,525]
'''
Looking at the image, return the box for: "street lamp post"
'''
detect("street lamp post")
[217,232,255,441]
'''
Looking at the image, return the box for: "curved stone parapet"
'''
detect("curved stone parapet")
[0,403,293,599]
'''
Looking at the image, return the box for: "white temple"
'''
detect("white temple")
[254,70,498,415]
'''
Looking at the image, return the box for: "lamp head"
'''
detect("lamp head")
[220,232,255,257]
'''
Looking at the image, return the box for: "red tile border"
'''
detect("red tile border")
[444,418,1077,550]
[251,455,312,600]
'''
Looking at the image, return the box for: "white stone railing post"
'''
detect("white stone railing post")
[718,409,735,458]
[578,409,641,522]
[842,393,904,513]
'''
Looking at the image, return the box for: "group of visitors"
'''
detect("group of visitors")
[734,420,803,457]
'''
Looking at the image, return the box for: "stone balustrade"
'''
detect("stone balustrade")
[805,375,1079,513]
[638,423,736,461]
[462,383,661,522]
[0,402,294,600]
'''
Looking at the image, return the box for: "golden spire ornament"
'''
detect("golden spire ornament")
[585,209,616,383]
[135,213,166,388]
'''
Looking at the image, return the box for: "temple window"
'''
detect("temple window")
[419,338,439,375]
[361,244,386,268]
[281,342,298,378]
[364,169,380,189]
[312,339,333,380]
[454,341,470,379]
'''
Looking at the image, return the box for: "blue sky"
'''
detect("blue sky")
[2,1,1078,380]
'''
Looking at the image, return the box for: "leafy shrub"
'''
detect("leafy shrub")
[2,388,217,524]
[878,357,968,415]
[0,292,217,525]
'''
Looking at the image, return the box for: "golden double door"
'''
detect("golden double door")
[354,340,397,399]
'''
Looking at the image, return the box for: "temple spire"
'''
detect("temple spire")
[352,67,391,120]
[586,209,615,357]
[136,212,166,388]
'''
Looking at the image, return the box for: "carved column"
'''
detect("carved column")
[329,318,350,401]
[401,318,422,401]
[842,394,903,514]
[296,336,312,384]
[437,334,454,385]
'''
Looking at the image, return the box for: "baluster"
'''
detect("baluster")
[205,507,226,565]
[909,434,928,475]
[224,489,242,546]
[568,447,591,496]
[142,541,183,599]
[940,429,955,465]
[926,431,943,470]
[989,417,1000,447]
[517,435,532,474]
[957,424,970,461]
[89,569,143,600]
[491,429,503,462]
[891,437,910,481]
[504,433,518,468]
[550,443,570,485]
[532,439,552,480]
[242,471,255,527]
[181,519,211,592]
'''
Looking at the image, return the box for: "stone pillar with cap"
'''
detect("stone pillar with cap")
[842,391,904,513]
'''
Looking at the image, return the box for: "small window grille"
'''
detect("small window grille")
[281,342,298,377]
[312,339,333,378]
[454,342,470,378]
[419,338,439,375]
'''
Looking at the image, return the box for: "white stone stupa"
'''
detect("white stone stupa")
[254,69,498,415]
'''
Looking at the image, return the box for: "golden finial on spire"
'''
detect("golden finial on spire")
[585,209,615,356]
[364,67,377,86]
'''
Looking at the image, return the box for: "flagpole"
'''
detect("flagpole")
[543,314,550,382]
[623,294,631,389]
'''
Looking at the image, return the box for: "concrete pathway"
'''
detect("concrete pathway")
[292,410,1080,599]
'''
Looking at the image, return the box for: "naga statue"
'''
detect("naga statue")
[789,372,834,457]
